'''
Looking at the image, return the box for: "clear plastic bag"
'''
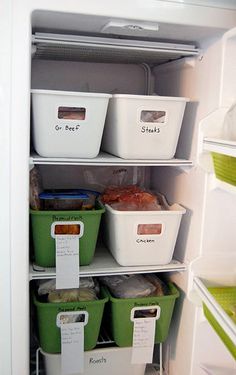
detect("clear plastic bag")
[47,288,97,303]
[222,103,236,141]
[82,166,148,192]
[37,277,97,296]
[101,185,163,211]
[99,275,156,299]
[144,274,169,296]
[30,166,43,210]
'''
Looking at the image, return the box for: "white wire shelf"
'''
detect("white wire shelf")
[29,245,186,280]
[203,137,236,158]
[193,277,236,347]
[30,152,193,167]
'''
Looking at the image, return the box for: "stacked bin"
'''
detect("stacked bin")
[103,282,180,347]
[30,90,187,375]
[33,288,108,353]
[30,201,105,267]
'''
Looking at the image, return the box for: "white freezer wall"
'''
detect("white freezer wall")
[31,61,148,95]
[2,1,236,375]
[0,2,14,375]
[152,35,236,374]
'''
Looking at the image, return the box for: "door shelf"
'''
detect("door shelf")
[202,137,236,193]
[193,277,236,349]
[203,137,236,158]
[30,152,193,167]
[29,244,186,280]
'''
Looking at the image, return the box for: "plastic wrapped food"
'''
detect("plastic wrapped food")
[101,185,142,204]
[30,166,43,210]
[144,274,169,296]
[111,200,162,211]
[222,102,236,141]
[99,275,156,299]
[38,277,97,296]
[48,288,97,303]
[81,191,96,210]
[101,185,162,211]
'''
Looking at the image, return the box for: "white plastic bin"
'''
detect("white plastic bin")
[102,94,189,159]
[41,347,146,375]
[31,90,111,158]
[103,194,186,266]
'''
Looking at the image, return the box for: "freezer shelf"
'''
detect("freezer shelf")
[193,277,236,355]
[29,244,186,280]
[30,152,193,167]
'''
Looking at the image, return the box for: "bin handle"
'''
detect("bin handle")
[51,221,84,239]
[136,223,164,236]
[56,311,89,327]
[130,305,161,322]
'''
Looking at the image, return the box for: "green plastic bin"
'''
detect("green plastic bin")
[203,287,236,360]
[211,152,236,186]
[33,288,108,353]
[104,282,179,347]
[30,202,104,267]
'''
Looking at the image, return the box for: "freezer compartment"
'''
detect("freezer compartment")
[104,282,179,347]
[31,90,111,158]
[30,201,104,267]
[33,287,108,353]
[102,94,188,159]
[102,194,186,266]
[203,286,236,360]
[41,346,146,375]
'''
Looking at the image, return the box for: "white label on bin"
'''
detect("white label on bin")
[61,322,84,375]
[131,306,160,364]
[56,235,80,289]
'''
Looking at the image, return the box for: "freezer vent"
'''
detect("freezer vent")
[32,33,199,65]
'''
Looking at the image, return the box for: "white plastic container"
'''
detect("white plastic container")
[102,94,189,159]
[41,347,146,375]
[103,194,186,266]
[31,90,111,158]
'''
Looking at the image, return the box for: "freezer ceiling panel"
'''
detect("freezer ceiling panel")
[32,33,199,64]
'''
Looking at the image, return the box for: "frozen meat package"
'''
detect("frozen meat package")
[37,277,100,303]
[99,274,169,299]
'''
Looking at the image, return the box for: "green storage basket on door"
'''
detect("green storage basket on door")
[211,152,236,186]
[33,287,108,353]
[104,282,179,347]
[30,202,105,267]
[203,286,236,360]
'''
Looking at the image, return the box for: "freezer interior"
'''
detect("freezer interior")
[3,3,236,375]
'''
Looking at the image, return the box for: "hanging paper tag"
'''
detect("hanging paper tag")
[57,311,88,375]
[61,322,84,375]
[131,306,161,364]
[51,221,84,290]
[56,235,79,289]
